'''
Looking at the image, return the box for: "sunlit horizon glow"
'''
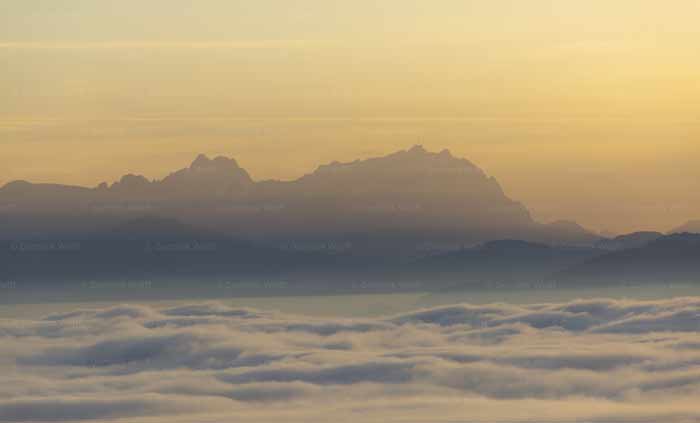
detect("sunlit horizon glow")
[2,0,700,233]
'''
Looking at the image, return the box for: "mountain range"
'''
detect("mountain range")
[556,233,700,285]
[2,220,697,302]
[0,146,601,250]
[1,146,698,299]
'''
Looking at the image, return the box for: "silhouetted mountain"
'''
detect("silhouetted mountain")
[595,231,664,251]
[96,155,254,202]
[555,233,700,285]
[0,147,600,249]
[0,180,93,205]
[671,220,700,235]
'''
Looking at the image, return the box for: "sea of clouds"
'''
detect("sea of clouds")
[2,297,700,422]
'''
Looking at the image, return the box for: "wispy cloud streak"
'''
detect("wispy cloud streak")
[0,40,325,50]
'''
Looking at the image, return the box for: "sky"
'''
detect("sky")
[1,0,699,233]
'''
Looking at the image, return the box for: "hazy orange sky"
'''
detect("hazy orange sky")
[2,1,699,233]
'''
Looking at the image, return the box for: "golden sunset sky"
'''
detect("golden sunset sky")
[2,0,699,233]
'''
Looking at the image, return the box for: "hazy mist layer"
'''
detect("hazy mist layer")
[2,297,700,422]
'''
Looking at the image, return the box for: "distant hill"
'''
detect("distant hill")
[403,240,603,286]
[555,233,700,285]
[595,231,664,251]
[0,146,600,250]
[0,219,606,299]
[0,217,360,287]
[1,216,697,296]
[671,220,700,235]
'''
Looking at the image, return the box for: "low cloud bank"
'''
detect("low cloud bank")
[2,297,700,422]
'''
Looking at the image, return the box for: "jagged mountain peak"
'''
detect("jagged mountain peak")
[108,174,152,193]
[311,145,481,179]
[190,153,211,168]
[408,144,427,154]
[117,174,150,185]
[189,154,242,171]
[161,154,253,188]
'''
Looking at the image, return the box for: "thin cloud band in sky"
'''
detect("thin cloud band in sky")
[0,40,325,49]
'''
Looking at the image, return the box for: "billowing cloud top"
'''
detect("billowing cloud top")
[2,298,700,422]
